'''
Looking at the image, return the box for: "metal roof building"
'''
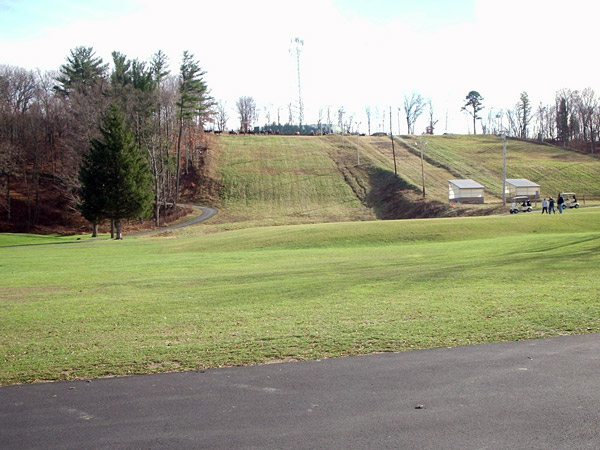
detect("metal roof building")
[448,179,485,204]
[505,179,540,200]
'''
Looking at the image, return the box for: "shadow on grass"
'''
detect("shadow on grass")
[366,167,505,220]
[366,167,455,220]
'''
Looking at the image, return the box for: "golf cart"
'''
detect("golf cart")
[510,196,533,214]
[561,192,580,209]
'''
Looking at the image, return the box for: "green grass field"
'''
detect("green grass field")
[395,134,600,201]
[2,208,599,385]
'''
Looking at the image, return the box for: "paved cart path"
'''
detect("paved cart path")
[2,334,600,449]
[0,205,218,248]
[130,205,218,237]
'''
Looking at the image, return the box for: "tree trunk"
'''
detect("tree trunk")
[5,174,10,221]
[33,170,40,226]
[175,116,184,208]
[115,219,123,240]
[24,168,31,231]
[184,137,189,175]
[154,182,160,227]
[92,221,98,237]
[110,219,115,239]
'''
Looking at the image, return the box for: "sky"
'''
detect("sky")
[1,0,599,134]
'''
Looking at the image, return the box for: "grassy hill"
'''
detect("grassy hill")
[395,134,600,201]
[212,135,375,228]
[2,209,600,384]
[2,134,600,385]
[205,134,600,231]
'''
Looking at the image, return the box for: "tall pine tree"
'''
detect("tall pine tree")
[462,91,484,135]
[175,51,212,206]
[557,97,569,148]
[55,46,108,96]
[79,104,153,239]
[78,141,108,237]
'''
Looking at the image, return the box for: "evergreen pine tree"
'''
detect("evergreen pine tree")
[55,46,108,96]
[462,91,484,134]
[557,98,569,147]
[175,51,213,206]
[79,143,109,237]
[79,104,153,239]
[519,92,531,139]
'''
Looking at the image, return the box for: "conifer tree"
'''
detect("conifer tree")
[175,51,212,206]
[79,104,153,239]
[78,141,108,237]
[519,91,531,138]
[462,91,484,134]
[55,46,108,96]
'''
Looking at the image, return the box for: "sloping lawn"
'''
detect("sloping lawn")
[1,209,599,385]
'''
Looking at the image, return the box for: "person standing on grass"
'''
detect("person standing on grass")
[557,193,565,213]
[548,197,556,214]
[541,198,548,214]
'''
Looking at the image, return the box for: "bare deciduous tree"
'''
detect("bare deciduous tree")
[403,93,425,135]
[426,100,438,135]
[215,101,228,132]
[236,96,256,132]
[576,88,597,152]
[506,107,520,137]
[337,107,345,134]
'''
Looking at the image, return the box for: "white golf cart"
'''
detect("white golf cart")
[560,192,580,209]
[510,196,533,214]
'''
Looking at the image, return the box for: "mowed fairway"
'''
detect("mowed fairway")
[1,209,599,385]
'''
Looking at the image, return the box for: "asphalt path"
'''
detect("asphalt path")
[0,205,218,248]
[2,334,600,449]
[130,205,218,237]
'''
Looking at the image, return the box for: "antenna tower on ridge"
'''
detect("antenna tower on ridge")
[290,37,304,128]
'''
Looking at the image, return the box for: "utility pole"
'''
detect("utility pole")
[356,122,361,166]
[390,107,397,178]
[416,138,427,198]
[445,110,448,133]
[502,134,507,206]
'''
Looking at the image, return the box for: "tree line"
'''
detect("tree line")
[218,95,439,136]
[465,89,600,153]
[2,46,597,232]
[0,46,213,233]
[227,88,600,150]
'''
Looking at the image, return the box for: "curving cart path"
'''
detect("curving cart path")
[130,205,218,237]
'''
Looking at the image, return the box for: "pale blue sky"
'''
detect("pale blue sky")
[333,0,475,27]
[1,0,597,133]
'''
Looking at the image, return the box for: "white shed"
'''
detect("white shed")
[448,179,485,204]
[505,179,540,200]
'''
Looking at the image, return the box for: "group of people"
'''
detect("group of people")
[541,193,576,214]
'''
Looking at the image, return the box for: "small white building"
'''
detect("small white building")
[448,179,485,204]
[505,179,540,200]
